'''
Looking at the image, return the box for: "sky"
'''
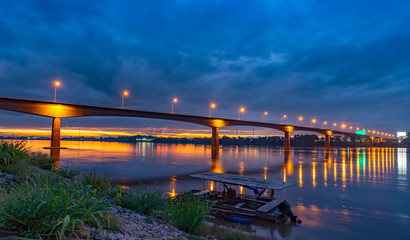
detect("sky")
[0,0,409,137]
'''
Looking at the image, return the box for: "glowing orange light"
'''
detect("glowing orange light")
[323,121,327,125]
[123,91,129,96]
[240,107,245,112]
[298,116,303,121]
[283,114,287,118]
[54,81,60,87]
[264,111,268,115]
[377,132,380,134]
[373,131,376,133]
[210,103,216,108]
[173,98,178,103]
[333,123,337,126]
[312,119,316,123]
[356,127,360,130]
[342,124,346,128]
[349,126,353,129]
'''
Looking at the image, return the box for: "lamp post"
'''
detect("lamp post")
[297,116,303,126]
[281,114,287,124]
[122,91,128,109]
[262,111,268,122]
[311,118,316,127]
[54,81,60,102]
[322,121,327,129]
[171,98,178,113]
[332,123,337,130]
[239,107,245,120]
[209,103,216,117]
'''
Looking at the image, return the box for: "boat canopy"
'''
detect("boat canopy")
[190,172,292,190]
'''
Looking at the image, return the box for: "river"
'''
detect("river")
[25,140,409,240]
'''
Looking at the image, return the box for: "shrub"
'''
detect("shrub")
[1,160,41,182]
[0,173,112,239]
[55,166,82,180]
[165,194,210,235]
[29,152,55,170]
[82,171,112,191]
[0,140,29,169]
[115,186,163,216]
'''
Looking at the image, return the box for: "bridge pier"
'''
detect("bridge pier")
[325,134,331,148]
[284,131,291,148]
[50,117,61,165]
[211,127,219,148]
[369,137,374,148]
[350,137,356,147]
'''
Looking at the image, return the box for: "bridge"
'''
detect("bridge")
[0,96,393,160]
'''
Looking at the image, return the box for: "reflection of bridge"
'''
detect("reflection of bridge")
[0,97,392,160]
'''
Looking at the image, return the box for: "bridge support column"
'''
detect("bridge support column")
[211,127,219,148]
[50,117,61,164]
[351,137,356,147]
[325,134,331,149]
[369,137,374,148]
[284,131,291,149]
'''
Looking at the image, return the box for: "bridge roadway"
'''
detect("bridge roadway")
[0,96,389,160]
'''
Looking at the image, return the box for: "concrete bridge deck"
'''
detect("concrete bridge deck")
[0,96,393,160]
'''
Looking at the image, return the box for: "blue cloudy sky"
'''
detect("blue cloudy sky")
[0,0,409,136]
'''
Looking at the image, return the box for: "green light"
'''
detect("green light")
[356,130,366,135]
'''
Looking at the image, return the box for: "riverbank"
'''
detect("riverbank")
[0,141,227,240]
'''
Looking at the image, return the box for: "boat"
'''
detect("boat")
[187,172,302,224]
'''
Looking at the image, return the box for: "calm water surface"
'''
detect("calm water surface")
[27,140,409,240]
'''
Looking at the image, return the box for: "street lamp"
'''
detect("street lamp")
[311,118,316,127]
[262,111,268,122]
[239,107,245,120]
[322,121,328,129]
[297,116,303,126]
[53,81,60,102]
[209,103,216,117]
[171,98,178,113]
[281,114,287,124]
[332,123,337,130]
[341,124,346,131]
[122,91,129,109]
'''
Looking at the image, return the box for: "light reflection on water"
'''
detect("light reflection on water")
[25,140,409,239]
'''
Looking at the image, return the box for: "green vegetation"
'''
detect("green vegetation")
[0,141,211,238]
[164,194,210,235]
[0,173,115,239]
[29,152,55,170]
[115,186,164,216]
[0,140,29,169]
[218,224,257,240]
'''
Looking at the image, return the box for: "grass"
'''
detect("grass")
[29,152,55,171]
[0,141,214,238]
[0,140,29,169]
[114,185,164,216]
[165,194,210,235]
[0,173,115,239]
[55,166,82,180]
[218,224,258,240]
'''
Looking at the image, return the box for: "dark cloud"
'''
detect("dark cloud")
[0,0,409,134]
